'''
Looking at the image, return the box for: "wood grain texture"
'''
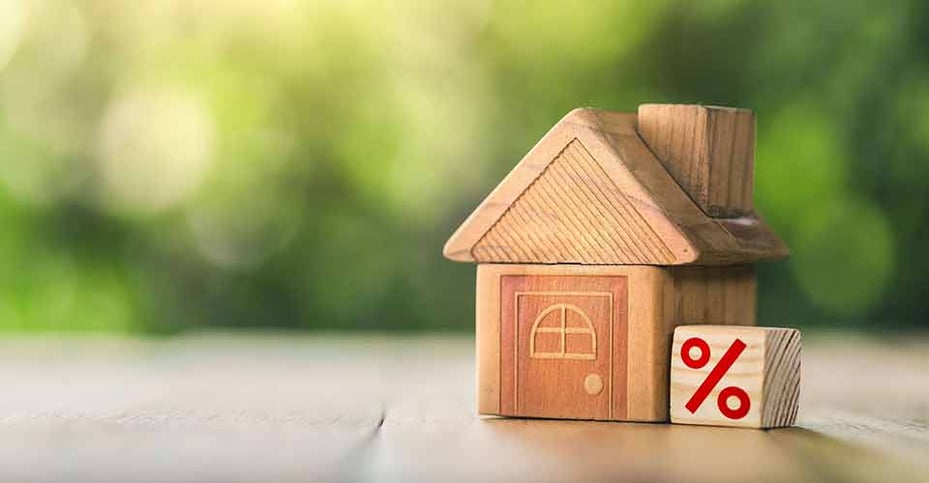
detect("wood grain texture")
[472,139,677,264]
[0,334,926,483]
[762,328,802,427]
[625,265,677,421]
[672,266,756,326]
[670,325,801,429]
[476,264,672,422]
[637,104,755,217]
[443,107,788,266]
[475,265,501,414]
[498,274,627,420]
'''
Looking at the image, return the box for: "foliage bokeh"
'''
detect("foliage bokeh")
[0,0,925,332]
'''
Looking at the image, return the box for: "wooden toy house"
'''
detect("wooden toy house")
[443,104,788,422]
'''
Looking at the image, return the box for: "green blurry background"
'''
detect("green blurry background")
[0,0,924,333]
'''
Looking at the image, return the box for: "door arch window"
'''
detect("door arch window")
[529,303,597,360]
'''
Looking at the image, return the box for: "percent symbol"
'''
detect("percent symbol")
[680,337,750,420]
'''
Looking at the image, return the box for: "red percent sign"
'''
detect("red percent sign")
[680,337,750,420]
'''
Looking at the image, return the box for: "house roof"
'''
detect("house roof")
[443,108,788,266]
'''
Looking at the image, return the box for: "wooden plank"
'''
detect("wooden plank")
[624,266,675,422]
[358,332,929,483]
[0,335,385,483]
[475,265,501,415]
[0,333,926,482]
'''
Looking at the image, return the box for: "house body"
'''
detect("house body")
[444,104,787,422]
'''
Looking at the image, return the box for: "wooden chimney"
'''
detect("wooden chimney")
[636,104,755,218]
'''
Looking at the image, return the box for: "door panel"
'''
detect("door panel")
[500,275,628,420]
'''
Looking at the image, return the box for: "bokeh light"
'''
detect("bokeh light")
[97,90,215,215]
[792,199,895,316]
[0,0,924,332]
[0,0,24,72]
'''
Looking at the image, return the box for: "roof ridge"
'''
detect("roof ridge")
[443,108,788,266]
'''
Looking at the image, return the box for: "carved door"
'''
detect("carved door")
[500,275,628,420]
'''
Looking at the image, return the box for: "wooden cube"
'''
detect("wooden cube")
[670,325,801,429]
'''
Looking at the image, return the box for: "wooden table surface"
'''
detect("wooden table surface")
[1,332,927,483]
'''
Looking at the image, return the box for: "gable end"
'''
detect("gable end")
[472,139,678,264]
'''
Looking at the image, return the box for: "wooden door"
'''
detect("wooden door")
[500,275,628,420]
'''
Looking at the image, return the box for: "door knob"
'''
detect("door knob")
[584,373,603,395]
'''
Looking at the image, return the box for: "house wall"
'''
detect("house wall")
[671,265,757,326]
[475,264,674,422]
